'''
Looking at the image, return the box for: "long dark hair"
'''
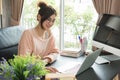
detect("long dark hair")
[38,2,57,29]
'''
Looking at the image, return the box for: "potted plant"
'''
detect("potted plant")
[0,55,48,80]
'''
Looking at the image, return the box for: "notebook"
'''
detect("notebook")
[56,48,103,76]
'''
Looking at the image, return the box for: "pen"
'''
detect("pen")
[78,35,82,44]
[78,35,80,41]
[80,38,82,44]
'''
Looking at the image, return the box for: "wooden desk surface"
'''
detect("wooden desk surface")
[50,55,120,80]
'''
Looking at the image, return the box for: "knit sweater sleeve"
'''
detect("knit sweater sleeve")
[43,34,60,63]
[18,30,33,56]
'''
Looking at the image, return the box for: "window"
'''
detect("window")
[22,0,98,51]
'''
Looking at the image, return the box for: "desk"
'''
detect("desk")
[49,55,120,80]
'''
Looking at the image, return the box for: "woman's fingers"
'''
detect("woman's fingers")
[51,67,59,72]
[46,66,59,73]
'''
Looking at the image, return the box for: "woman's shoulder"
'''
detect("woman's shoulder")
[21,28,35,38]
[47,30,55,37]
[48,30,55,39]
[23,28,35,34]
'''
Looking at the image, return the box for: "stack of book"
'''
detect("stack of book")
[61,50,81,57]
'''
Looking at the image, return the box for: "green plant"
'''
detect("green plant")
[0,55,48,80]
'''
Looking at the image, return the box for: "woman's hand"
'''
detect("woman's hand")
[43,58,51,64]
[46,66,59,73]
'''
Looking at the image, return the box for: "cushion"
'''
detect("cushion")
[0,26,25,60]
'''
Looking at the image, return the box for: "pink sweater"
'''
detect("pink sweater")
[18,28,59,63]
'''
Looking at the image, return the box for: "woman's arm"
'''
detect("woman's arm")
[43,35,59,63]
[18,30,33,56]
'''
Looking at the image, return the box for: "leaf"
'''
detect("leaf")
[0,54,48,80]
[24,71,30,78]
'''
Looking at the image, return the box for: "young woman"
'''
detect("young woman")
[18,1,59,73]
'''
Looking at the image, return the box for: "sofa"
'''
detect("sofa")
[0,26,25,61]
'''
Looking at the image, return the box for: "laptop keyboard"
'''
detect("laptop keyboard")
[101,55,120,61]
[95,56,110,64]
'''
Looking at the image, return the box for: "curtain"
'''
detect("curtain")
[0,0,2,28]
[92,0,120,15]
[10,0,24,26]
[92,0,111,15]
[92,0,120,24]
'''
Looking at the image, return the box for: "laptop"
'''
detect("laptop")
[56,48,103,76]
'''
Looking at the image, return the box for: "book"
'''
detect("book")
[61,50,81,57]
[45,73,76,80]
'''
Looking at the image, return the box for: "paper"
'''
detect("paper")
[56,61,81,74]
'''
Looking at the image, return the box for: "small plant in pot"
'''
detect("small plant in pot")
[0,55,48,80]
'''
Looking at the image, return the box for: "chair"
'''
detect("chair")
[0,26,25,61]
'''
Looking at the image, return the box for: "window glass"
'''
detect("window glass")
[64,0,97,50]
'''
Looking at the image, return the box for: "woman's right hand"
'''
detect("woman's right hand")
[46,66,59,73]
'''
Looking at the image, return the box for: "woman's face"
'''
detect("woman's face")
[42,14,56,30]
